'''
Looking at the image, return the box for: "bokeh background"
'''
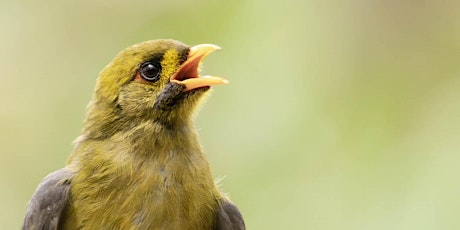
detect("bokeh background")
[2,0,460,229]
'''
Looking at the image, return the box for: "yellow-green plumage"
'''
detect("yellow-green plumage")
[65,123,219,229]
[23,39,245,230]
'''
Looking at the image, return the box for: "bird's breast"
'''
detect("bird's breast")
[63,148,219,230]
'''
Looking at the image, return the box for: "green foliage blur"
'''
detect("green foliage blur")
[2,0,460,229]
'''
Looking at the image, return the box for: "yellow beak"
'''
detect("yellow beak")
[170,44,228,91]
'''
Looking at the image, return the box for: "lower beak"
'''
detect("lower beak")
[170,44,228,91]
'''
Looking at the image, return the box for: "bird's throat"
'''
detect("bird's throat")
[66,120,220,229]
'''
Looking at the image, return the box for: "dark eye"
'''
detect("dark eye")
[139,62,161,82]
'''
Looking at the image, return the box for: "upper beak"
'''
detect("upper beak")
[170,44,228,91]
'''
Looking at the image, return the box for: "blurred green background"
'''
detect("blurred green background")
[2,0,460,229]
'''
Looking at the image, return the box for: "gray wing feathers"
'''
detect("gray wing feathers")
[22,168,73,230]
[214,199,246,230]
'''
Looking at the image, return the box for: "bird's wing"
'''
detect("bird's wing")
[22,168,73,230]
[214,199,246,230]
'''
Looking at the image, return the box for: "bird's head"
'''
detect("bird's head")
[82,39,226,139]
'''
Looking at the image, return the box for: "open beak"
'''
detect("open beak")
[170,44,228,91]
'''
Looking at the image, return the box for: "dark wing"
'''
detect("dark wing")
[214,199,246,230]
[22,168,73,230]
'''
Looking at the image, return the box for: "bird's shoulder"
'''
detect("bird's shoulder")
[214,198,246,230]
[22,168,74,230]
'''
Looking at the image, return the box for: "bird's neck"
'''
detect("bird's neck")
[69,117,204,164]
[65,119,220,230]
[80,100,195,141]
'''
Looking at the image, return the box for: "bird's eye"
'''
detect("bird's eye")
[139,62,161,82]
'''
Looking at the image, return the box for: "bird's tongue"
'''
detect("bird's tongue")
[170,44,228,91]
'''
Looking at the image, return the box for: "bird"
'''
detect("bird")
[22,39,245,230]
